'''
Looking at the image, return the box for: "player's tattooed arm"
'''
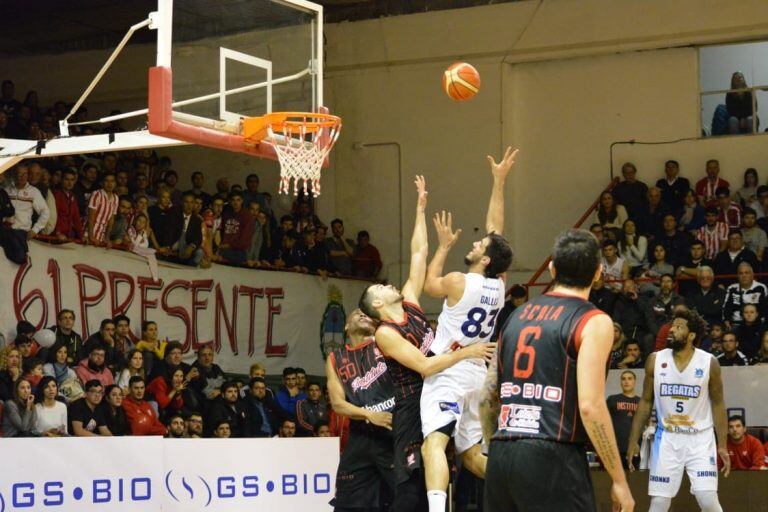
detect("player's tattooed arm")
[576,314,629,487]
[402,175,429,303]
[479,350,500,446]
[709,356,730,477]
[485,146,518,236]
[626,353,656,471]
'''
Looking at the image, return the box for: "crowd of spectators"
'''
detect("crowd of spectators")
[582,159,768,372]
[0,312,336,439]
[0,80,383,279]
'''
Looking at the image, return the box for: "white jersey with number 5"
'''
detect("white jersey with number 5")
[653,348,713,434]
[430,273,505,355]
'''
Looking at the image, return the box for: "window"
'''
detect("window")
[699,42,768,137]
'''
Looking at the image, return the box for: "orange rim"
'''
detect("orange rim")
[242,112,341,141]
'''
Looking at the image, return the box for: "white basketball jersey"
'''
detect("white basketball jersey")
[430,273,505,355]
[653,348,713,434]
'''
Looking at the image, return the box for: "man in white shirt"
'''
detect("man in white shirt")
[4,163,49,238]
[602,239,630,292]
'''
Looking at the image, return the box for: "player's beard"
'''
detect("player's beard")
[668,333,687,352]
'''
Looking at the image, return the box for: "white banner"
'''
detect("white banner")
[606,366,768,425]
[0,437,164,512]
[0,242,371,375]
[162,438,338,512]
[0,437,338,512]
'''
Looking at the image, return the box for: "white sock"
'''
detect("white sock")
[427,490,447,512]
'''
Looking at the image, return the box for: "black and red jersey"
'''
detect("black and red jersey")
[376,301,434,402]
[329,337,395,430]
[493,292,604,445]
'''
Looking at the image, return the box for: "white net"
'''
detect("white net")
[268,119,341,197]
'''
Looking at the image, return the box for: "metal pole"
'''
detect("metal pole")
[65,17,152,122]
[67,68,312,127]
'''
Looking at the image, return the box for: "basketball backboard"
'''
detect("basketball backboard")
[0,0,330,183]
[148,0,325,160]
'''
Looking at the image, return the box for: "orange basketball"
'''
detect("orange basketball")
[442,62,481,101]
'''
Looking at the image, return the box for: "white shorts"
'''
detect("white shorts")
[420,359,486,454]
[648,428,719,498]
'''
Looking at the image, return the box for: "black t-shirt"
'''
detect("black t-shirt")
[68,398,106,434]
[612,180,649,220]
[606,393,640,454]
[99,403,129,436]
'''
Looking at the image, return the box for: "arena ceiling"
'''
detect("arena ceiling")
[0,0,519,58]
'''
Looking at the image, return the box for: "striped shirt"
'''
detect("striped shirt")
[695,177,729,206]
[88,189,119,243]
[718,202,742,230]
[696,222,729,260]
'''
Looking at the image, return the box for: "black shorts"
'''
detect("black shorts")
[485,439,597,512]
[393,395,424,485]
[331,427,394,510]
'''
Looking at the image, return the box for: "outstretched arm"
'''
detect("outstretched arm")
[376,327,495,378]
[424,210,465,303]
[485,147,518,235]
[402,175,428,303]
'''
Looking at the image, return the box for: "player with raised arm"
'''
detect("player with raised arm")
[480,229,634,512]
[358,176,496,512]
[420,147,517,512]
[626,309,730,512]
[327,308,396,512]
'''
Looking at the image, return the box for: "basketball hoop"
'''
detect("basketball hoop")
[243,112,341,197]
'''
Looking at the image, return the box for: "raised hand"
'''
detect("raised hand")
[433,210,462,250]
[486,146,519,181]
[415,175,428,212]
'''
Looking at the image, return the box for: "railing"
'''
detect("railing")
[700,85,768,135]
[520,177,620,296]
